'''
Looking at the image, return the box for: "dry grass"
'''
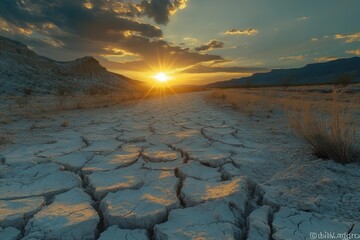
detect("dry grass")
[0,135,8,145]
[207,89,276,117]
[61,119,69,127]
[208,87,360,164]
[3,84,205,121]
[0,133,12,146]
[1,92,143,121]
[290,100,358,164]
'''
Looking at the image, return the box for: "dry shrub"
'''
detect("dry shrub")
[56,85,74,108]
[290,100,359,164]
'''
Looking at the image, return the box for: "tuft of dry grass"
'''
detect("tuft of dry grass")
[0,133,12,146]
[0,135,7,145]
[290,100,358,164]
[61,119,69,127]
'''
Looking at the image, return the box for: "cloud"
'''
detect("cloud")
[0,0,271,81]
[314,57,338,62]
[334,32,360,43]
[311,38,319,42]
[224,28,258,36]
[97,35,223,71]
[297,16,308,21]
[140,0,189,24]
[181,64,268,74]
[0,0,163,42]
[279,55,304,61]
[195,40,224,52]
[0,0,227,75]
[345,49,360,56]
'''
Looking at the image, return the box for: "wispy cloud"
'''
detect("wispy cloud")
[195,40,225,52]
[345,49,360,56]
[183,37,199,43]
[334,32,360,43]
[224,28,258,36]
[297,16,308,21]
[279,55,304,61]
[314,57,338,62]
[182,63,268,74]
[311,38,319,42]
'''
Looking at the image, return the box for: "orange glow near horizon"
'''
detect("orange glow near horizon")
[104,49,254,85]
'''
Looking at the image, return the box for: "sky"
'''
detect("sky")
[1,0,360,85]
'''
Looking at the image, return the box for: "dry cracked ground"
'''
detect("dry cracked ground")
[1,92,359,240]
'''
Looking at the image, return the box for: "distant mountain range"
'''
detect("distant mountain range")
[2,36,360,95]
[208,57,360,88]
[0,36,141,95]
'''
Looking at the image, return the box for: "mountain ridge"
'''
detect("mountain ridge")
[0,36,140,95]
[208,57,360,88]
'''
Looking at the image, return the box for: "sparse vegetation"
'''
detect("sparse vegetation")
[0,133,11,146]
[208,86,360,164]
[335,74,354,88]
[15,97,29,109]
[85,85,110,95]
[23,87,33,96]
[0,135,7,145]
[56,85,74,107]
[207,89,276,117]
[290,100,358,164]
[61,119,69,127]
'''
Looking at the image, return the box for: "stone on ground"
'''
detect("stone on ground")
[52,151,93,172]
[177,160,221,181]
[81,151,139,174]
[0,227,21,240]
[272,207,352,240]
[0,197,45,228]
[99,226,149,240]
[23,188,99,240]
[190,147,231,167]
[181,176,250,214]
[247,206,272,240]
[82,139,121,152]
[142,145,181,162]
[100,171,180,230]
[154,201,242,240]
[85,163,146,200]
[0,163,81,200]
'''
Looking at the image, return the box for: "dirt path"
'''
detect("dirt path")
[1,92,359,239]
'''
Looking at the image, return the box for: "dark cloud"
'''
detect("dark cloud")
[0,0,229,76]
[195,40,224,52]
[98,36,223,71]
[140,0,188,24]
[182,64,268,74]
[0,0,163,41]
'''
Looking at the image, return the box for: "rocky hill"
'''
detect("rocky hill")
[0,36,140,95]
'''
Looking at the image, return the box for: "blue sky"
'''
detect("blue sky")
[1,0,359,84]
[163,0,360,68]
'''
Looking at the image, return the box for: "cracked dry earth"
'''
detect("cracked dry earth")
[1,92,359,240]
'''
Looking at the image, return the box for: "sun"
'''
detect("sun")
[153,72,169,83]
